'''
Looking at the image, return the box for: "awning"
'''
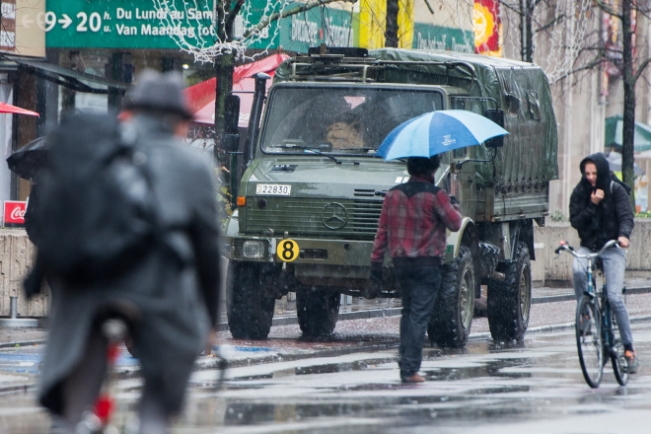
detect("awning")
[0,54,128,94]
[605,115,651,152]
[185,53,289,127]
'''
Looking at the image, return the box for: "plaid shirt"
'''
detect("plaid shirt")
[371,175,462,262]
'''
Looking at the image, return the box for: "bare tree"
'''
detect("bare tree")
[501,1,651,206]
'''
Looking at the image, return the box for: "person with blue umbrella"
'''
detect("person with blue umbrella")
[370,155,463,383]
[370,109,507,383]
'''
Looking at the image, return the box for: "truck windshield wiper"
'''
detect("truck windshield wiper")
[270,143,343,164]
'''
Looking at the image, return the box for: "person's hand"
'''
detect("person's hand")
[618,236,630,248]
[367,262,383,299]
[449,195,459,206]
[591,189,604,205]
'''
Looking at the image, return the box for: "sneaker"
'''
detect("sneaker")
[624,350,640,374]
[401,373,425,383]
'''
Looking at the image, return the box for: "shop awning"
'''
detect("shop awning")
[0,54,128,94]
[185,53,289,127]
[605,115,651,152]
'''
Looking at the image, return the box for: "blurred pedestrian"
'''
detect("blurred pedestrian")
[370,155,462,383]
[31,70,221,433]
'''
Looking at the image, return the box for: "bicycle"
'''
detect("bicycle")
[555,239,629,388]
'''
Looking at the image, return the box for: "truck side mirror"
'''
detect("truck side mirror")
[223,133,240,151]
[484,108,505,149]
[225,94,240,134]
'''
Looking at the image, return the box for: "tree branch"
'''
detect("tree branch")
[534,14,566,34]
[635,57,651,83]
[225,0,245,40]
[243,0,358,39]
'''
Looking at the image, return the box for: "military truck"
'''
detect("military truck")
[223,47,558,347]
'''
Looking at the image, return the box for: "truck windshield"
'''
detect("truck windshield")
[261,86,444,156]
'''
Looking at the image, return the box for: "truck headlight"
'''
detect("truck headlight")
[242,240,266,259]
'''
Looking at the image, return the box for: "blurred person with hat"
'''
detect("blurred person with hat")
[35,69,221,433]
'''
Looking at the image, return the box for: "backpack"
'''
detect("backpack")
[34,113,158,284]
[610,172,633,196]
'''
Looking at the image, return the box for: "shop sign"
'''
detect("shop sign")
[3,200,26,226]
[473,0,501,56]
[248,6,355,53]
[412,23,474,53]
[45,0,215,49]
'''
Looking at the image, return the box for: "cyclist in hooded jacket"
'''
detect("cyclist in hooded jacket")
[569,151,638,373]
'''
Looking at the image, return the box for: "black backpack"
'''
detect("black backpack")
[33,113,158,284]
[610,172,633,196]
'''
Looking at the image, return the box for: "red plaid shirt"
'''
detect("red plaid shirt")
[371,175,462,262]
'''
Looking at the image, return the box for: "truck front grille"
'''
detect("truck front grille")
[245,198,383,240]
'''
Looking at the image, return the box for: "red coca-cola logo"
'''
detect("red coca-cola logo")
[11,207,26,219]
[3,201,27,225]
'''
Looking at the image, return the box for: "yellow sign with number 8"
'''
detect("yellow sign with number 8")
[276,239,300,262]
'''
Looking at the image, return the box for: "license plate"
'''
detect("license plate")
[256,184,291,195]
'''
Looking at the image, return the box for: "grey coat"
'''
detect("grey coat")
[39,116,221,416]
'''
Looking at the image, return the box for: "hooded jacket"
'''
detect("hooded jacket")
[569,152,634,250]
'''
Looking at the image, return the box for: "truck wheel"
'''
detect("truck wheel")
[296,289,340,338]
[428,245,475,348]
[487,242,532,342]
[226,262,275,340]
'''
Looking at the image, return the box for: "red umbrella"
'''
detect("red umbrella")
[0,102,39,117]
[185,53,289,127]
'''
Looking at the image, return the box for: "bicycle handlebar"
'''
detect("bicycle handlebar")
[555,239,621,259]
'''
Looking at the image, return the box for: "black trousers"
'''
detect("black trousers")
[394,259,442,378]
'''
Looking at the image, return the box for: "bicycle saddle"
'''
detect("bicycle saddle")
[93,299,141,331]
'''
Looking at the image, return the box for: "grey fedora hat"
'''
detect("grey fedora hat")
[124,69,193,120]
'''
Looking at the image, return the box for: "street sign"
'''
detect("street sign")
[45,0,216,49]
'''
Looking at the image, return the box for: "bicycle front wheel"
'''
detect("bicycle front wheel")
[576,296,604,388]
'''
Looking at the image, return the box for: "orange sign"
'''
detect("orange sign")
[474,0,501,56]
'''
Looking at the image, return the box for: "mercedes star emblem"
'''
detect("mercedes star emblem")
[321,202,348,229]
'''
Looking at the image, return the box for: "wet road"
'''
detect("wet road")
[3,321,651,433]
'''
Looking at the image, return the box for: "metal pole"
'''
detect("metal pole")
[9,296,17,319]
[244,73,270,168]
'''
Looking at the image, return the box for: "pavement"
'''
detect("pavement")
[0,277,650,394]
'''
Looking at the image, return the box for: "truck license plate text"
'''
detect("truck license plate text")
[256,184,291,195]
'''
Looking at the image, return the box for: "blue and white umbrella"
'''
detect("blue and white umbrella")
[376,110,509,160]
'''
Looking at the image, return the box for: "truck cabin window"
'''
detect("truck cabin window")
[261,87,444,155]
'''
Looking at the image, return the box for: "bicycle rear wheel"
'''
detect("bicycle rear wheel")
[576,296,603,388]
[608,307,629,386]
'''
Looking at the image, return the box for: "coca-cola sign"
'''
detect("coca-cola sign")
[3,201,27,226]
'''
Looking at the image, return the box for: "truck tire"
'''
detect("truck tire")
[487,242,532,342]
[296,289,340,338]
[428,245,475,348]
[226,262,275,339]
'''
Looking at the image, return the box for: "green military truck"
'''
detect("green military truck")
[223,47,558,346]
